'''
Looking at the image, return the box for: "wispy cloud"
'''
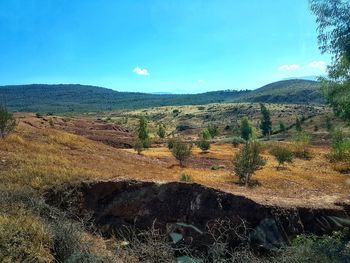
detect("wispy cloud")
[278,64,300,71]
[198,79,204,84]
[133,66,150,76]
[308,60,326,71]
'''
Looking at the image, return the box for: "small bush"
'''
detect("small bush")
[207,124,219,138]
[240,117,254,141]
[329,129,350,162]
[233,141,266,186]
[292,132,312,159]
[197,138,210,152]
[179,173,192,182]
[232,136,245,147]
[157,124,166,139]
[170,140,192,166]
[211,164,225,170]
[270,145,293,169]
[134,139,144,155]
[0,105,17,138]
[167,139,175,149]
[200,128,212,140]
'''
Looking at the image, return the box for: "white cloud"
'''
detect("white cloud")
[308,60,326,71]
[133,66,150,76]
[278,64,300,71]
[198,79,204,84]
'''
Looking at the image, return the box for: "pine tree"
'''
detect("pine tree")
[259,103,272,138]
[137,116,150,148]
[295,117,302,132]
[240,117,253,141]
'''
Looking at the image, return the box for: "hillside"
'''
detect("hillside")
[234,79,322,104]
[0,79,322,113]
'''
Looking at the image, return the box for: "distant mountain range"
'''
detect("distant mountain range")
[0,79,322,113]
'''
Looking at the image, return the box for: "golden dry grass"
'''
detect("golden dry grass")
[0,118,348,208]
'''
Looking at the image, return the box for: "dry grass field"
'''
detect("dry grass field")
[0,112,349,262]
[1,114,348,209]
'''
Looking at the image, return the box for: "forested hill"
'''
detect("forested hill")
[235,79,322,104]
[0,79,322,113]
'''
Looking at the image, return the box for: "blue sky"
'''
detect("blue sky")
[0,0,329,93]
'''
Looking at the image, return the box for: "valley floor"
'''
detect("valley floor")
[1,114,348,210]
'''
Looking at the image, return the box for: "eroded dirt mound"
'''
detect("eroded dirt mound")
[20,114,135,148]
[46,180,350,249]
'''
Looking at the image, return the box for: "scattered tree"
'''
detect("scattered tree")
[200,129,212,140]
[207,124,219,138]
[0,105,16,138]
[259,104,272,138]
[233,140,266,186]
[137,116,150,148]
[167,138,175,150]
[133,139,144,155]
[292,131,312,159]
[240,117,253,141]
[325,115,333,131]
[329,128,350,162]
[232,136,245,148]
[157,124,166,139]
[279,121,286,133]
[197,138,210,153]
[270,145,294,170]
[295,117,302,132]
[170,140,192,166]
[310,0,350,123]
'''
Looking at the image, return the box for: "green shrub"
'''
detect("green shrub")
[179,173,192,182]
[232,136,245,147]
[0,105,17,138]
[197,138,210,152]
[170,140,192,166]
[270,145,293,169]
[240,117,254,141]
[134,139,144,155]
[329,129,350,162]
[292,131,312,159]
[207,124,219,138]
[279,121,286,133]
[233,141,266,186]
[200,128,212,140]
[210,164,225,170]
[167,139,175,149]
[157,124,166,139]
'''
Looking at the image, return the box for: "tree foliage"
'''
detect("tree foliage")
[240,117,254,141]
[197,138,210,152]
[137,116,150,148]
[270,145,294,169]
[259,104,272,137]
[0,105,16,138]
[233,141,266,186]
[200,129,212,140]
[170,140,192,166]
[310,0,350,122]
[295,117,302,132]
[207,124,219,138]
[157,124,166,139]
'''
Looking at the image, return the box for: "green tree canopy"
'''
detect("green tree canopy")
[259,103,272,137]
[137,116,150,148]
[310,0,350,122]
[240,117,253,141]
